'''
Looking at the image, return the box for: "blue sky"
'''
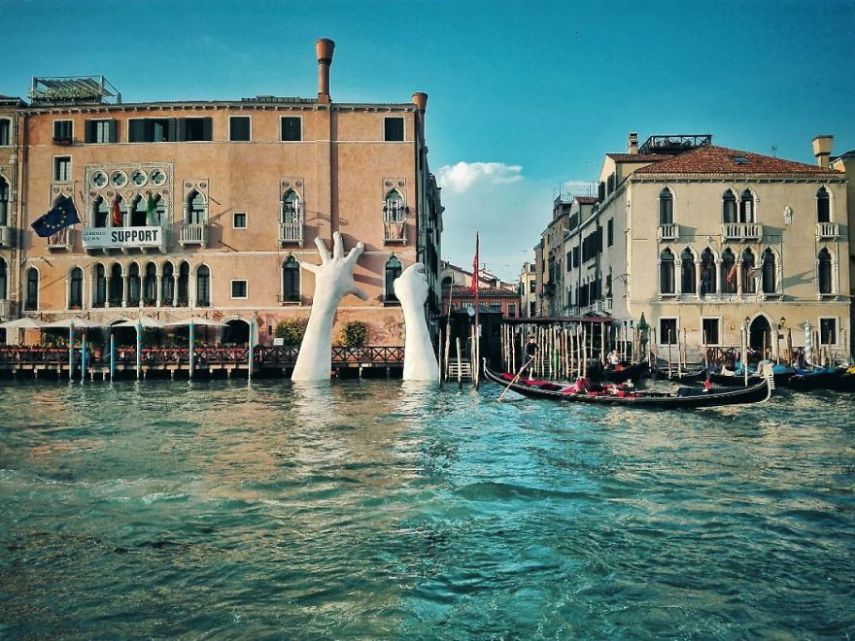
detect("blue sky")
[3,0,854,281]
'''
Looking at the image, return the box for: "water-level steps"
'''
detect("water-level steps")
[446,359,473,381]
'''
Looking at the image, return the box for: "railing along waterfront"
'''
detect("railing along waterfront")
[0,345,405,374]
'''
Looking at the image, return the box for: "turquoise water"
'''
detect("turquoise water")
[0,379,853,640]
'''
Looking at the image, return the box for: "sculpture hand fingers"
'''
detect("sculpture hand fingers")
[314,237,331,263]
[332,231,344,260]
[300,261,318,275]
[345,241,365,265]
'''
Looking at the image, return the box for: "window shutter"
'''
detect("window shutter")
[109,119,118,143]
[168,118,178,142]
[202,117,213,141]
[176,118,187,142]
[84,121,95,143]
[129,119,145,142]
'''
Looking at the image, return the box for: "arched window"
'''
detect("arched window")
[186,191,206,225]
[720,248,736,294]
[92,196,109,228]
[109,263,123,306]
[739,189,754,223]
[131,196,147,227]
[142,262,157,305]
[177,261,189,306]
[385,256,402,301]
[722,190,737,223]
[700,248,716,295]
[25,268,38,311]
[680,248,696,294]
[659,248,675,295]
[741,248,756,294]
[282,256,300,302]
[69,267,83,309]
[196,265,211,307]
[161,262,174,306]
[384,189,406,223]
[659,188,673,225]
[128,263,141,306]
[93,264,106,308]
[110,196,126,228]
[761,249,776,294]
[818,248,833,294]
[0,176,9,226]
[281,190,301,225]
[816,187,830,223]
[0,257,6,300]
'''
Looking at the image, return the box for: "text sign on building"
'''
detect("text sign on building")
[82,227,164,250]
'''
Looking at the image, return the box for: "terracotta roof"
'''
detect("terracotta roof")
[634,145,843,175]
[606,153,672,163]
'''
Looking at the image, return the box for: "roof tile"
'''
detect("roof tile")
[634,145,842,175]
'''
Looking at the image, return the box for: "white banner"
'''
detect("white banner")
[82,227,164,249]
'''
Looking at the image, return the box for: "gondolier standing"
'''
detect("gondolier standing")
[525,335,538,380]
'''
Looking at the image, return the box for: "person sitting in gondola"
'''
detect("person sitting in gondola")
[607,350,620,368]
[703,376,713,393]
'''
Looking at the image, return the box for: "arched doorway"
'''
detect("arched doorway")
[224,319,250,345]
[109,319,137,348]
[749,315,772,355]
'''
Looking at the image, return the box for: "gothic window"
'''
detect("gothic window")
[816,187,830,223]
[741,248,756,294]
[161,262,175,305]
[659,248,675,295]
[739,189,755,223]
[282,256,300,302]
[385,256,402,302]
[128,263,141,306]
[109,264,123,306]
[680,248,695,294]
[93,264,106,308]
[25,268,38,311]
[69,267,83,309]
[384,189,406,222]
[142,262,157,305]
[92,196,109,228]
[0,176,8,226]
[722,190,737,223]
[818,248,833,294]
[659,188,673,225]
[196,265,211,307]
[177,262,190,306]
[186,191,206,225]
[281,190,301,225]
[721,248,737,294]
[700,248,716,295]
[761,249,776,294]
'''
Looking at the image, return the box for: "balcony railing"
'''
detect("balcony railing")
[279,222,303,246]
[658,223,679,241]
[722,222,763,241]
[383,204,407,243]
[47,227,73,250]
[179,222,208,247]
[0,225,14,248]
[816,222,839,239]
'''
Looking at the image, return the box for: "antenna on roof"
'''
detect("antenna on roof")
[771,145,778,158]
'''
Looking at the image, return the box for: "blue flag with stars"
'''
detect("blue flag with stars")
[31,195,80,237]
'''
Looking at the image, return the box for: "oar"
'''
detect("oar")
[498,356,535,402]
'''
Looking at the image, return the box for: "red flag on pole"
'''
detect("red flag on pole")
[471,231,479,295]
[110,198,123,227]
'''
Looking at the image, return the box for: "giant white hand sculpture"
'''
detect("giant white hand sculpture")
[394,262,439,381]
[292,232,367,381]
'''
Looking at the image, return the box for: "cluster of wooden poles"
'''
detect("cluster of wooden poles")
[438,322,481,387]
[499,321,641,381]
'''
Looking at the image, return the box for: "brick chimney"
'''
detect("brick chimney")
[628,132,639,155]
[315,38,335,104]
[812,134,833,168]
[412,92,428,113]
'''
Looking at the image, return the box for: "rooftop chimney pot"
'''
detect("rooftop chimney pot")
[812,134,833,168]
[315,38,335,104]
[628,132,639,155]
[412,92,428,113]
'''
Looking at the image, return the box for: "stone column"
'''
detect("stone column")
[155,267,162,307]
[105,275,112,308]
[694,260,702,300]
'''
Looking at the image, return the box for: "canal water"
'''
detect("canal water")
[0,379,852,640]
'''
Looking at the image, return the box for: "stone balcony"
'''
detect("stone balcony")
[722,222,763,241]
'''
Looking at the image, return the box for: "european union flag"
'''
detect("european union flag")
[31,195,80,238]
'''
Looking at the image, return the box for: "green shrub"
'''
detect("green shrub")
[338,321,368,348]
[274,318,308,346]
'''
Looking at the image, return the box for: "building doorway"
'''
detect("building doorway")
[749,315,772,356]
[224,319,250,345]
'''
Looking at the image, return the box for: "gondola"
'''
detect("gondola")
[604,361,649,383]
[485,363,771,409]
[650,365,708,383]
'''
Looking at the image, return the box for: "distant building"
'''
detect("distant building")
[519,261,537,318]
[1,40,443,346]
[829,142,855,355]
[0,95,26,325]
[559,196,598,315]
[440,261,518,318]
[568,132,850,360]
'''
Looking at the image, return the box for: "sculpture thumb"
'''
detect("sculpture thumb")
[349,285,369,301]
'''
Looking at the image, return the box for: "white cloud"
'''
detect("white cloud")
[437,162,592,283]
[436,161,524,194]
